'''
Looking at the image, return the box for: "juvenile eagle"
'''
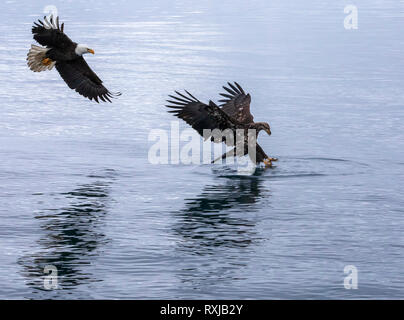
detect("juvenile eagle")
[166,82,278,166]
[27,15,120,103]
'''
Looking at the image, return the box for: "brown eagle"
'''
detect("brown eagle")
[27,15,121,103]
[166,82,278,166]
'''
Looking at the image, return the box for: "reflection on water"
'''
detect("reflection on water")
[172,170,270,291]
[18,170,115,297]
[174,170,268,252]
[182,170,266,211]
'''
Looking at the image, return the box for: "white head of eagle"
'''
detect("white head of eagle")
[75,44,95,56]
[27,15,120,103]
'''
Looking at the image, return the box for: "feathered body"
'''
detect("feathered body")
[166,82,277,166]
[27,15,120,102]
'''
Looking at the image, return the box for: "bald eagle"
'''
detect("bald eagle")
[166,82,278,166]
[27,15,121,103]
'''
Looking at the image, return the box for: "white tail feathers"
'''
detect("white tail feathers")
[27,45,55,72]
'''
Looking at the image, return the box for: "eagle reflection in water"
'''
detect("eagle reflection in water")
[172,169,270,287]
[18,170,115,296]
[173,169,269,252]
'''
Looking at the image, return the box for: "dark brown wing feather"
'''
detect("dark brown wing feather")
[219,82,254,124]
[32,16,74,50]
[166,90,240,142]
[56,57,121,103]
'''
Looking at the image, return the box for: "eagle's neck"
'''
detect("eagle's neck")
[247,122,260,135]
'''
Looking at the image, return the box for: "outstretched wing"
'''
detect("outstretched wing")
[166,90,240,142]
[32,15,74,50]
[56,57,121,103]
[219,82,254,124]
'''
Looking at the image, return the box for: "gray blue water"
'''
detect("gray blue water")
[0,0,403,299]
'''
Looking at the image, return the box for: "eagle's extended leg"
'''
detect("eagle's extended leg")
[212,148,236,164]
[255,143,277,167]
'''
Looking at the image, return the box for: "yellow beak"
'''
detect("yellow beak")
[87,49,95,54]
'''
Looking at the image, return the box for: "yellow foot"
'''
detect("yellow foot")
[263,159,273,167]
[42,58,52,66]
[263,157,278,167]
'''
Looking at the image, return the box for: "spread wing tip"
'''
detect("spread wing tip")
[99,91,122,103]
[107,91,122,98]
[166,90,200,106]
[219,81,248,106]
[222,81,244,96]
[33,15,64,31]
[84,91,121,103]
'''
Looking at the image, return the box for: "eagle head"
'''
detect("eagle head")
[255,122,271,136]
[75,44,95,56]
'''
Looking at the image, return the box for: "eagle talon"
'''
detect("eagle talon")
[263,159,273,167]
[42,58,52,66]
